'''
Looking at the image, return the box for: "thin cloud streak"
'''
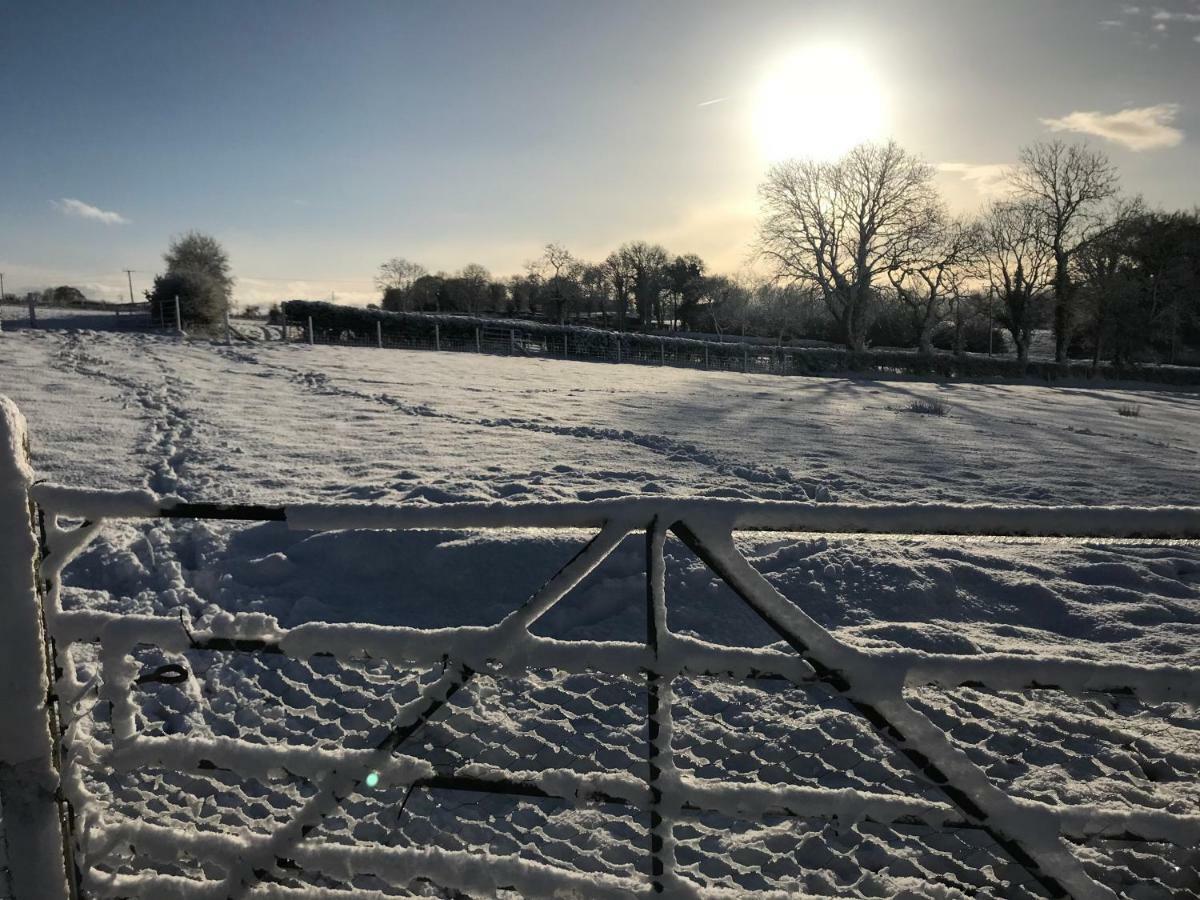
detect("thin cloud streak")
[696,97,727,108]
[1040,104,1184,150]
[52,197,130,225]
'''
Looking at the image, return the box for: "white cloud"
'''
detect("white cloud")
[936,162,1013,197]
[1039,103,1184,150]
[1151,8,1200,21]
[52,197,130,225]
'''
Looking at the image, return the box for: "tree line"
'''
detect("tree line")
[759,139,1199,364]
[373,244,756,339]
[33,137,1193,368]
[377,139,1199,365]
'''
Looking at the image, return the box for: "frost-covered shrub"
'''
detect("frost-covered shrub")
[147,269,227,326]
[905,398,949,416]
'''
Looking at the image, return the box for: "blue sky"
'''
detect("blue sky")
[2,0,1199,305]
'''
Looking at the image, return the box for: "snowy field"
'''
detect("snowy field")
[1,317,1199,897]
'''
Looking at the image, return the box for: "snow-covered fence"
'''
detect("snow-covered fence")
[0,400,71,900]
[279,301,1200,386]
[4,427,1200,891]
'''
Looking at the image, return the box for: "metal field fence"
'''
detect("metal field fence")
[279,304,1200,385]
[283,315,842,377]
[0,302,164,334]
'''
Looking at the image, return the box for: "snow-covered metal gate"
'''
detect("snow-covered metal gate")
[2,400,1199,897]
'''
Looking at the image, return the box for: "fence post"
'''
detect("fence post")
[509,328,515,354]
[564,334,569,359]
[435,321,441,351]
[704,345,708,370]
[307,316,314,345]
[660,339,665,366]
[743,347,748,373]
[616,334,621,363]
[475,327,481,353]
[174,296,183,333]
[223,308,232,345]
[0,397,73,900]
[376,321,383,349]
[645,518,673,894]
[27,293,37,327]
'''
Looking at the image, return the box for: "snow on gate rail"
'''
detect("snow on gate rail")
[3,416,1200,897]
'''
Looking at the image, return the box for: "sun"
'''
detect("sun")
[753,44,887,163]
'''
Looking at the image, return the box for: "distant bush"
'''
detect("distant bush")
[51,285,88,307]
[146,231,233,327]
[147,270,227,326]
[1117,403,1141,418]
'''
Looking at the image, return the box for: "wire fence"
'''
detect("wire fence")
[2,424,1196,900]
[279,309,1200,385]
[283,316,852,377]
[0,302,163,334]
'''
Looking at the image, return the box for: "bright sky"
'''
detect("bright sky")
[2,0,1198,306]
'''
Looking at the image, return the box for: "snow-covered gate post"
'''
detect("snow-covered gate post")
[644,517,674,893]
[0,397,72,900]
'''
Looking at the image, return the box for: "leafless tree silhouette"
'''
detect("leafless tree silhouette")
[1009,141,1119,361]
[758,141,938,351]
[979,199,1054,363]
[888,212,982,356]
[375,257,428,295]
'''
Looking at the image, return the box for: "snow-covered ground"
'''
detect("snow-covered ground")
[4,320,1199,508]
[1,319,1198,897]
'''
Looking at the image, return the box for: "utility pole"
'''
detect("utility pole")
[124,270,136,309]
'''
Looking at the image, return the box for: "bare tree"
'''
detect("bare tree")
[603,251,635,330]
[1010,140,1119,361]
[615,241,670,330]
[580,263,610,326]
[979,200,1054,363]
[375,257,427,294]
[758,141,939,351]
[458,263,491,314]
[888,213,981,355]
[529,244,582,324]
[701,275,751,339]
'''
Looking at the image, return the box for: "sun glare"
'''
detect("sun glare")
[753,44,887,163]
